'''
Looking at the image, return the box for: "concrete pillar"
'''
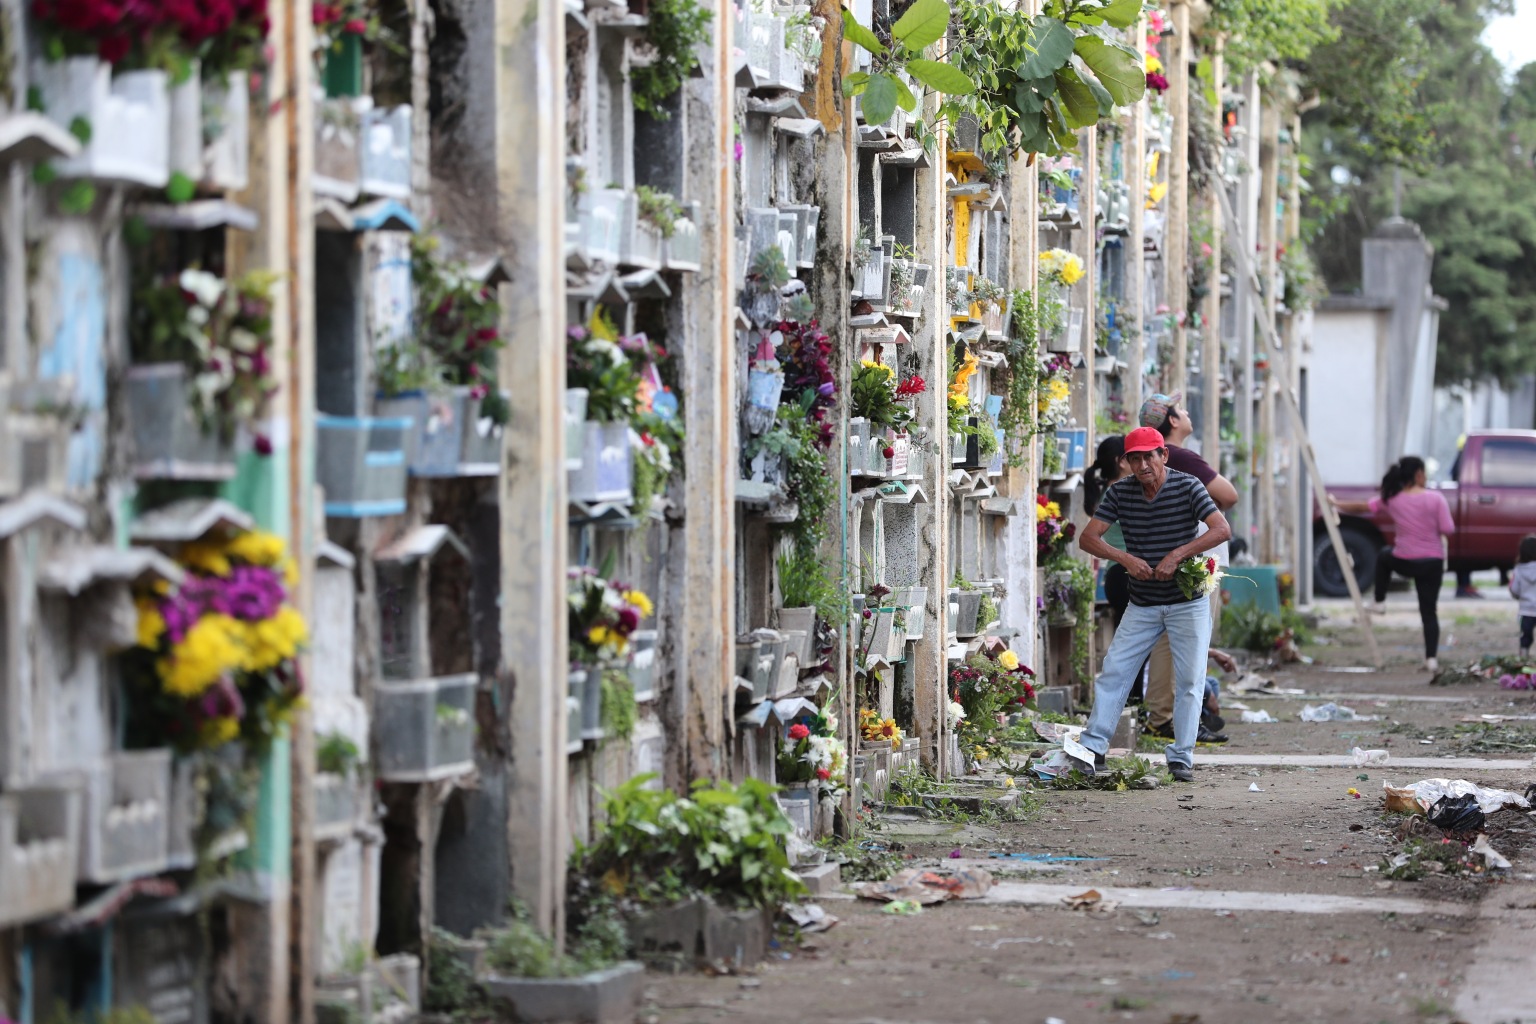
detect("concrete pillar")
[1200,39,1223,464]
[1125,17,1147,417]
[1165,0,1190,394]
[1257,92,1279,562]
[678,0,735,785]
[495,0,570,939]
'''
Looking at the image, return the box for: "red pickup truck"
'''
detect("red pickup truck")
[1315,430,1536,596]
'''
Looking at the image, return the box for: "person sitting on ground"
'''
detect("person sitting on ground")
[1077,427,1231,783]
[1329,456,1454,672]
[1136,393,1238,743]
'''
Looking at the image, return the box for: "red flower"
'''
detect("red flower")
[1206,557,1216,573]
[815,768,831,780]
[1037,494,1048,507]
[343,17,366,33]
[896,374,927,397]
[788,723,810,741]
[882,446,896,459]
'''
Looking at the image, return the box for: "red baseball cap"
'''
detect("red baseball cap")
[1124,426,1166,454]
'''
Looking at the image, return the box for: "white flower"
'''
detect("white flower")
[947,700,967,728]
[178,269,225,309]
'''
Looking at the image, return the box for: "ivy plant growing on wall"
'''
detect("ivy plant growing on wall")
[841,0,976,127]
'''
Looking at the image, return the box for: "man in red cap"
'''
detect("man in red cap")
[1138,392,1238,742]
[1077,426,1232,782]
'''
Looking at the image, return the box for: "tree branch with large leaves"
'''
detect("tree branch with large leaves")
[939,0,1146,158]
[841,0,977,126]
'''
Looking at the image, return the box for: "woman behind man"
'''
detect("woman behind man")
[1330,456,1454,671]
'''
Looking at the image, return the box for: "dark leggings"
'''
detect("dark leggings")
[1374,548,1444,658]
[1521,616,1534,651]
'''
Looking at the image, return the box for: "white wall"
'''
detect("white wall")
[1308,307,1386,484]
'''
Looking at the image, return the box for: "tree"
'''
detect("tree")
[1302,0,1535,384]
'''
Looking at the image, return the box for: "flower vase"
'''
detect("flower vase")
[167,61,203,179]
[202,70,250,190]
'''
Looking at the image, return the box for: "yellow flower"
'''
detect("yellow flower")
[1047,379,1071,404]
[200,716,241,747]
[226,530,287,567]
[181,542,231,577]
[949,351,980,397]
[1004,776,1016,788]
[160,613,245,697]
[588,625,611,647]
[243,606,307,672]
[860,359,895,380]
[1144,53,1163,74]
[136,599,166,650]
[999,650,1020,671]
[1058,255,1085,286]
[624,589,654,618]
[1147,180,1168,207]
[283,558,301,589]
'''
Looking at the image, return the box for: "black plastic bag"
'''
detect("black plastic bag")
[1427,793,1485,833]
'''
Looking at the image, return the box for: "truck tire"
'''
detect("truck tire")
[1314,526,1379,598]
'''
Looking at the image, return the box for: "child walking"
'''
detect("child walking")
[1509,535,1536,657]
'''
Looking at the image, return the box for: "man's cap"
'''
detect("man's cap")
[1138,391,1183,429]
[1124,426,1166,455]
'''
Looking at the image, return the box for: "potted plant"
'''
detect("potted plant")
[476,901,643,1024]
[972,276,1006,333]
[314,731,364,839]
[566,310,642,503]
[1039,248,1085,351]
[126,269,279,479]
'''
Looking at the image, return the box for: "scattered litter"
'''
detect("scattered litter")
[1350,747,1389,766]
[1161,969,1195,980]
[1347,788,1361,799]
[1249,782,1263,792]
[1427,794,1486,833]
[882,900,923,915]
[1472,834,1512,872]
[948,849,963,859]
[1229,672,1304,694]
[1300,702,1379,723]
[1419,739,1434,745]
[1062,889,1119,914]
[1032,720,1085,744]
[857,866,995,905]
[784,903,838,933]
[1240,710,1278,724]
[989,851,1107,863]
[1149,931,1177,940]
[1133,909,1160,926]
[1214,909,1235,917]
[1383,778,1532,816]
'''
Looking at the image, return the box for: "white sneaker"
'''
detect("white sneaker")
[1425,657,1438,672]
[1370,601,1387,614]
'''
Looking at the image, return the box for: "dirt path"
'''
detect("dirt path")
[644,598,1536,1024]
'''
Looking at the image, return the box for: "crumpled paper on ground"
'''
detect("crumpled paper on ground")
[1351,747,1389,766]
[1240,709,1278,723]
[1382,778,1532,815]
[1471,834,1512,872]
[1228,672,1304,695]
[784,902,839,932]
[1033,720,1086,744]
[857,867,994,905]
[1062,888,1120,914]
[1299,702,1380,723]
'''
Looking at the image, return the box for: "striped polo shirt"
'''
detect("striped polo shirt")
[1092,469,1221,606]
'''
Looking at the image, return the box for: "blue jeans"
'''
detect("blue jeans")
[1082,599,1214,768]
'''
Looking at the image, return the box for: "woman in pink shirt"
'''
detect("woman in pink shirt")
[1330,456,1455,670]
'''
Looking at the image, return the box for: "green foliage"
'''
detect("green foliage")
[632,0,713,117]
[600,668,637,741]
[841,0,976,127]
[483,899,628,979]
[998,289,1042,467]
[777,548,847,627]
[316,731,362,776]
[634,185,684,239]
[43,1006,157,1024]
[1220,601,1284,653]
[1053,754,1170,791]
[576,775,805,909]
[748,246,791,292]
[938,0,1143,158]
[1205,0,1339,76]
[425,928,492,1018]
